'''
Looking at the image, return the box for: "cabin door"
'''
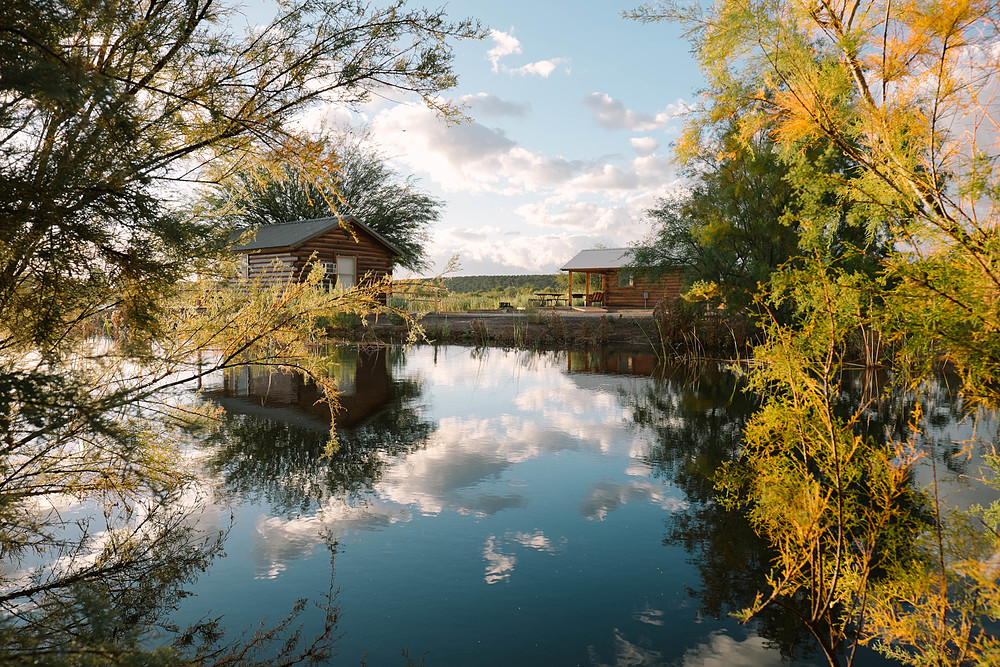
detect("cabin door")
[336,256,356,288]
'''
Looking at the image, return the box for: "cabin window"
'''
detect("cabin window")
[617,271,633,287]
[241,254,249,279]
[336,256,356,288]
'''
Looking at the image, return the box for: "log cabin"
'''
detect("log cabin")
[560,247,683,309]
[231,216,402,298]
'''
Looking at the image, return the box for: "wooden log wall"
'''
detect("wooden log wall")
[602,269,683,309]
[295,226,393,285]
[244,226,394,294]
[246,252,296,283]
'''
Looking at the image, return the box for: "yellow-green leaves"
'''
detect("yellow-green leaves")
[632,1,1000,664]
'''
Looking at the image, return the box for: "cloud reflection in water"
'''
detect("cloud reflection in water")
[251,498,413,579]
[244,348,676,582]
[582,480,688,521]
[482,530,566,585]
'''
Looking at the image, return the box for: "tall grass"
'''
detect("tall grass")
[389,287,543,313]
[647,297,753,362]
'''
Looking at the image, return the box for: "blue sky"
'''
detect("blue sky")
[272,0,706,276]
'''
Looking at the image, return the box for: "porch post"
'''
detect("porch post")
[585,272,591,305]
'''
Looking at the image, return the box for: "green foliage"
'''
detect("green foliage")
[205,131,441,272]
[390,273,573,313]
[633,125,888,318]
[0,0,480,661]
[0,262,392,664]
[634,132,800,314]
[441,274,563,294]
[204,358,432,513]
[651,297,750,359]
[469,318,490,346]
[717,261,927,666]
[630,1,1000,663]
[0,0,481,348]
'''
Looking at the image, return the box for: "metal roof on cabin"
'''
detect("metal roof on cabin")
[231,216,403,256]
[560,247,635,271]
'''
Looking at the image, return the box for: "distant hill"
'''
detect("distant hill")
[442,274,563,294]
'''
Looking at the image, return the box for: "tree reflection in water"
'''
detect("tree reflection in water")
[605,359,817,661]
[204,346,433,516]
[602,350,993,666]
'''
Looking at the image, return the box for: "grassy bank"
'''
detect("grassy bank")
[336,303,756,362]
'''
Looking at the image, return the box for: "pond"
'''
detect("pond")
[173,344,992,666]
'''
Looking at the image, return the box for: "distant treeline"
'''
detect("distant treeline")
[441,274,564,294]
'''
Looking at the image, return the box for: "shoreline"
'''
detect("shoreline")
[353,310,662,349]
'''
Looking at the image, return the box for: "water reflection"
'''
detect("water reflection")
[199,347,831,661]
[216,345,394,428]
[204,347,433,517]
[179,345,994,665]
[614,364,820,661]
[482,531,566,585]
[567,348,662,376]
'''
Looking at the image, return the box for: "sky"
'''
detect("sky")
[256,0,706,277]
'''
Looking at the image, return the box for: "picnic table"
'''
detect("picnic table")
[529,292,565,307]
[529,292,584,307]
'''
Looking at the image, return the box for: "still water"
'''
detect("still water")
[174,345,986,666]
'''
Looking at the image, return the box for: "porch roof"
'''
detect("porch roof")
[560,247,634,272]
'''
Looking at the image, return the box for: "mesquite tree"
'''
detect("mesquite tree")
[629,1,1000,664]
[0,0,481,662]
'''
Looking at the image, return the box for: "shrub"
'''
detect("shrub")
[653,297,750,357]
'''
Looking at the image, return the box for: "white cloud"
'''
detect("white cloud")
[513,201,629,234]
[413,187,679,274]
[250,497,412,579]
[509,58,569,78]
[430,227,595,273]
[487,29,522,72]
[462,92,531,117]
[588,629,664,667]
[371,103,518,193]
[370,365,670,513]
[584,92,686,132]
[372,101,681,204]
[292,104,356,134]
[486,29,569,78]
[360,88,685,272]
[633,603,665,626]
[630,136,660,156]
[566,163,640,191]
[589,628,786,667]
[215,348,684,581]
[483,530,567,585]
[580,479,687,521]
[414,188,683,274]
[510,530,558,552]
[631,154,675,187]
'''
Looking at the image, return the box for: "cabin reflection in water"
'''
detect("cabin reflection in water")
[219,346,393,428]
[566,349,658,375]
